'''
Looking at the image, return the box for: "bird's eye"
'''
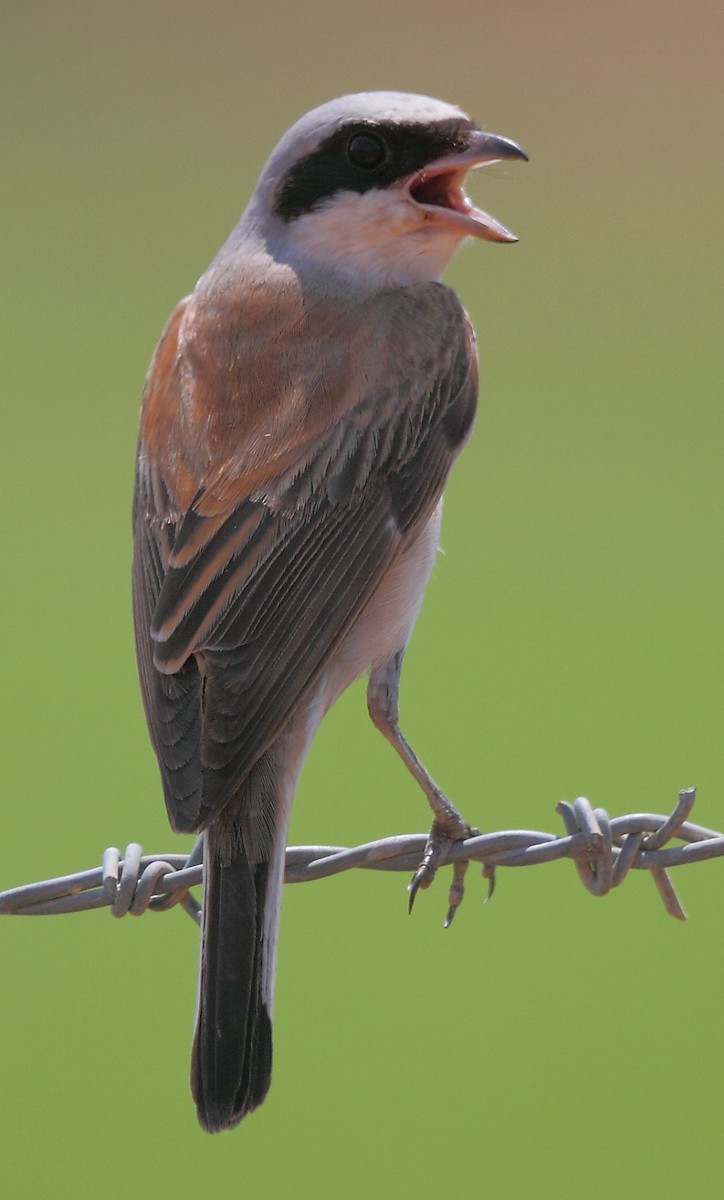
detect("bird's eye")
[346,132,387,170]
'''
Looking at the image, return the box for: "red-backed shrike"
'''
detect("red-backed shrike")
[133,91,526,1131]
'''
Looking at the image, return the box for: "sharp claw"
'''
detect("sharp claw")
[483,864,496,902]
[408,861,434,913]
[407,816,478,920]
[443,859,468,927]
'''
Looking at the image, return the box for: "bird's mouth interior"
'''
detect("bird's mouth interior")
[406,161,518,243]
[409,168,467,213]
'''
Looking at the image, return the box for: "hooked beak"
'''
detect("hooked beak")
[407,130,528,243]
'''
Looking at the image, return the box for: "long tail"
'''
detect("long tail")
[190,827,273,1130]
[189,731,303,1131]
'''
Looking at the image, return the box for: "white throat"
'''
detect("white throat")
[275,188,466,289]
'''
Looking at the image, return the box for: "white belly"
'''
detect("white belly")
[321,500,443,707]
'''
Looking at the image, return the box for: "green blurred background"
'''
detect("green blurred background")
[2,0,723,1195]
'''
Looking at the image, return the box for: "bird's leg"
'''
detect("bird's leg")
[367,650,477,923]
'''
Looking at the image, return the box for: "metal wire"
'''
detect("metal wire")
[1,787,721,926]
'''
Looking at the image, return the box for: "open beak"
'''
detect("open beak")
[407,130,528,243]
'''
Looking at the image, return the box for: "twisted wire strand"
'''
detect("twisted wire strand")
[1,788,721,926]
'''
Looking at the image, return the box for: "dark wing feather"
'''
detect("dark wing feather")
[133,462,204,830]
[133,293,477,833]
[197,487,402,816]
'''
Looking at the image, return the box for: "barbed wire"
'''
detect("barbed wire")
[1,788,722,927]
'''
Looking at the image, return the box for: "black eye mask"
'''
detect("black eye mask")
[273,118,473,221]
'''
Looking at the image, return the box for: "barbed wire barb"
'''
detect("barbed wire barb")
[1,787,722,927]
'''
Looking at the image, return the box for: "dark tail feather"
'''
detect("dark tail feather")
[191,828,273,1132]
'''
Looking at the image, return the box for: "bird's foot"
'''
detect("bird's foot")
[408,812,479,925]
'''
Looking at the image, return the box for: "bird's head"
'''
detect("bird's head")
[242,91,527,290]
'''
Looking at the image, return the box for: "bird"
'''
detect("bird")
[132,90,526,1133]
